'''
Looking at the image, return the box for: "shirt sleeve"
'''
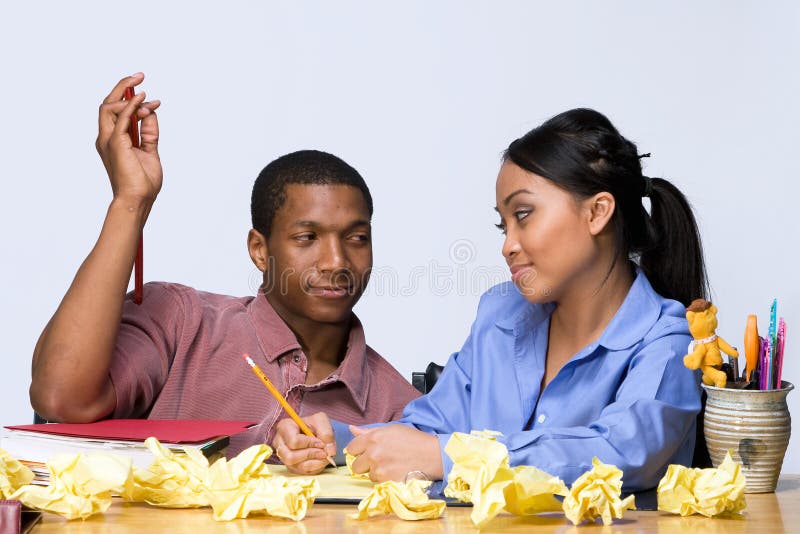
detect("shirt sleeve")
[330,343,474,468]
[498,334,700,491]
[390,326,478,477]
[108,282,190,418]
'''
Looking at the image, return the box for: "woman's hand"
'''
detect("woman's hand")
[271,412,337,475]
[347,424,444,482]
[95,73,162,206]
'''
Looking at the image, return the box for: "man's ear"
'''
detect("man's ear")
[586,192,616,236]
[247,229,269,272]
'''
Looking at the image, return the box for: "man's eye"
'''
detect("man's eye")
[295,234,315,241]
[350,233,370,242]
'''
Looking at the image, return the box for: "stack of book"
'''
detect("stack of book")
[0,419,254,485]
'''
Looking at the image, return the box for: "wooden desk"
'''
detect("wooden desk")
[34,476,799,533]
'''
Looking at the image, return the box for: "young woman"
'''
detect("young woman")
[273,108,706,492]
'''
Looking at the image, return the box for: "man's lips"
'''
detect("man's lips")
[306,286,353,298]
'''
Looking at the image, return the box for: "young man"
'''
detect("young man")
[29,73,419,464]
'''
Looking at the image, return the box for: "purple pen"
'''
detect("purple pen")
[759,336,769,390]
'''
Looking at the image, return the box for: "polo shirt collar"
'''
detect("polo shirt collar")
[248,292,302,362]
[335,317,370,412]
[247,293,370,412]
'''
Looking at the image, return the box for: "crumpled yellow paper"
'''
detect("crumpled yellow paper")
[657,451,746,517]
[130,438,319,521]
[12,453,133,520]
[0,448,34,498]
[443,431,567,528]
[205,444,319,521]
[349,478,445,521]
[7,438,319,522]
[503,464,569,516]
[124,437,210,507]
[343,448,369,479]
[562,457,635,526]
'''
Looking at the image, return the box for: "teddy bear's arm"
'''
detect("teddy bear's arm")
[716,336,739,358]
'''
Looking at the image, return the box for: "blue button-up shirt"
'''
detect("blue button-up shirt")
[393,270,701,492]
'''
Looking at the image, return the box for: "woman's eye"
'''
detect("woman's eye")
[495,222,506,235]
[514,209,531,222]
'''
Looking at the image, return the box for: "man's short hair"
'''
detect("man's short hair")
[251,150,374,238]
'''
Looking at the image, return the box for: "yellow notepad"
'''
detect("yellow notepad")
[269,465,375,502]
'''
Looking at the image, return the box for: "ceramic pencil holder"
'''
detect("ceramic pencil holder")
[702,381,793,493]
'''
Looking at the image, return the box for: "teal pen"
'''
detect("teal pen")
[768,299,777,388]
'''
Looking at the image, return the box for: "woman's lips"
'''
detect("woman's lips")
[510,265,533,284]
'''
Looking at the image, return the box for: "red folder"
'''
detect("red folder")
[4,419,255,444]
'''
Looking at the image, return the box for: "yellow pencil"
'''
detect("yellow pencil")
[243,353,336,467]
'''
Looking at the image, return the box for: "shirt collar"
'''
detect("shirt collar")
[248,293,302,362]
[333,317,370,412]
[494,269,662,351]
[494,284,552,334]
[247,293,371,412]
[595,269,662,351]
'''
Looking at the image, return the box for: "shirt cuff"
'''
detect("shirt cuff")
[436,433,454,482]
[331,419,355,466]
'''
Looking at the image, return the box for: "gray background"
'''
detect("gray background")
[1,2,798,473]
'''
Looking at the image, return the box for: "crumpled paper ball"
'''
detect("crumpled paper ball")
[503,464,569,516]
[12,452,133,520]
[562,457,636,526]
[443,431,567,528]
[0,448,34,498]
[10,437,319,522]
[343,447,369,479]
[349,478,445,521]
[204,444,319,521]
[657,451,746,517]
[124,436,210,507]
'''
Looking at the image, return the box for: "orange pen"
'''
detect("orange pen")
[744,315,759,382]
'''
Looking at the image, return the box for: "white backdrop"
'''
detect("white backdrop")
[1,1,798,473]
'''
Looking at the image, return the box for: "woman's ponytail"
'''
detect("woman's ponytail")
[639,177,708,306]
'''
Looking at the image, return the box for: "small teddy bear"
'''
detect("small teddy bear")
[683,298,739,388]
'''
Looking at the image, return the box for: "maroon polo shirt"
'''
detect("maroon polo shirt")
[109,282,420,455]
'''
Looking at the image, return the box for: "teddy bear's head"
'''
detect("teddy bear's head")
[685,298,718,340]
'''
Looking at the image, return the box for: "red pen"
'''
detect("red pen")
[123,86,144,305]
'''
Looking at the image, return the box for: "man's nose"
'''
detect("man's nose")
[318,237,347,272]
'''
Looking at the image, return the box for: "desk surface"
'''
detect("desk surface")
[34,476,800,533]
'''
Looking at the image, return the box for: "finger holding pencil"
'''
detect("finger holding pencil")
[242,354,337,468]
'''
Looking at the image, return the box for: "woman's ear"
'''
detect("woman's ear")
[247,229,269,272]
[586,192,616,236]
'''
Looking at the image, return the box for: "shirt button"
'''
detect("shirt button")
[293,354,301,363]
[537,414,546,424]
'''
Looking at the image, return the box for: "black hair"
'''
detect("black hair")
[251,150,373,237]
[503,108,708,306]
